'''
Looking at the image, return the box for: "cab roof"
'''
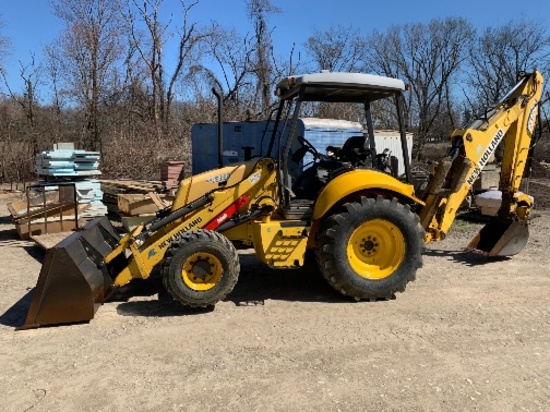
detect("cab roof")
[275,71,406,103]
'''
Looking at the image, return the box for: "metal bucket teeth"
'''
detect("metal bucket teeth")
[467,219,529,257]
[19,217,122,330]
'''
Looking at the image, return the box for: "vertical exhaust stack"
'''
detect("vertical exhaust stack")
[19,217,124,330]
[212,88,224,169]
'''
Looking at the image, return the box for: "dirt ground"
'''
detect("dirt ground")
[1,192,550,412]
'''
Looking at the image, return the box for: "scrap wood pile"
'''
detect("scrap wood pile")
[8,189,88,240]
[100,179,173,231]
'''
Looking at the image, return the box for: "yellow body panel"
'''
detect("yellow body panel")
[251,220,309,268]
[172,160,260,209]
[312,169,423,221]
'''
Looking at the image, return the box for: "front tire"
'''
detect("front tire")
[162,230,240,307]
[316,196,424,300]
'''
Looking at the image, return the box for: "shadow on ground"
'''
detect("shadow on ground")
[114,252,356,318]
[113,276,215,317]
[0,289,34,328]
[0,217,46,263]
[424,248,509,266]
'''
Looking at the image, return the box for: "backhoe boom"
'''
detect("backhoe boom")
[419,71,543,252]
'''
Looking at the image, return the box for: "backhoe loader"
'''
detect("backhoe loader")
[20,70,544,329]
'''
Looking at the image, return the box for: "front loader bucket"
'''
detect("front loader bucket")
[19,217,122,330]
[467,219,529,257]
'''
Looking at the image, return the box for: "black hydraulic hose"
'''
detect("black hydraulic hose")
[216,207,273,232]
[146,196,211,234]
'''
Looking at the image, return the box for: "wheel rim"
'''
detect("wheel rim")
[181,252,223,291]
[347,218,405,280]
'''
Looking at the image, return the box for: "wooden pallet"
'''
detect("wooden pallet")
[100,179,165,195]
[117,193,171,216]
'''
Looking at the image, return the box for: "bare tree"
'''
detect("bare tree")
[367,18,474,158]
[247,0,280,118]
[466,19,550,110]
[1,56,40,151]
[301,25,368,122]
[0,16,10,74]
[189,24,258,120]
[130,0,211,130]
[44,43,65,139]
[49,0,127,152]
[191,1,291,122]
[305,25,367,72]
[0,15,12,101]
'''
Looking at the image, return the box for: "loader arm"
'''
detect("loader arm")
[107,157,278,286]
[419,71,543,251]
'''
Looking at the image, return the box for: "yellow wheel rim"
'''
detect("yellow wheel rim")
[181,252,223,291]
[347,218,405,280]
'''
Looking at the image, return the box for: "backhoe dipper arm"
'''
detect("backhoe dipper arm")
[419,71,544,243]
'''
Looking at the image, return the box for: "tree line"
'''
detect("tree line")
[0,0,549,184]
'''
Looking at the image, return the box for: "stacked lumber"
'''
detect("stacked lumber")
[160,161,185,190]
[100,179,166,213]
[117,193,171,216]
[116,192,173,231]
[100,179,165,194]
[99,180,173,231]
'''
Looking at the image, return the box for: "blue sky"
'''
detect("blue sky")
[1,0,548,95]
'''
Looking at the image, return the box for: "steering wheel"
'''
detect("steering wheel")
[297,136,322,159]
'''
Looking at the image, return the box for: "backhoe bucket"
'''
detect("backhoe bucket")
[467,219,529,257]
[19,217,122,330]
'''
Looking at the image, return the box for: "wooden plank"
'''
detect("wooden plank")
[148,193,165,209]
[100,179,164,195]
[117,193,171,216]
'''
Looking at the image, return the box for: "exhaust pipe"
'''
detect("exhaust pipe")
[212,88,224,168]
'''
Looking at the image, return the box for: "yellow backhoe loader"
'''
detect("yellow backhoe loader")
[20,70,544,329]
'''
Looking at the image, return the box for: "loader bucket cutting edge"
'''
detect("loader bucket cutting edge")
[18,217,123,330]
[467,219,529,257]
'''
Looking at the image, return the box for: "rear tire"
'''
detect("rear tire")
[162,230,240,307]
[316,196,424,300]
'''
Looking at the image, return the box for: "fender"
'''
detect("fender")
[312,169,424,220]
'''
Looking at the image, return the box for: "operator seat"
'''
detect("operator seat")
[339,135,370,166]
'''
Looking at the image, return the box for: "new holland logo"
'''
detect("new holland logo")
[466,128,504,186]
[159,217,203,249]
[527,100,539,136]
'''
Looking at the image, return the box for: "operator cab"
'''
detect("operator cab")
[267,71,411,206]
